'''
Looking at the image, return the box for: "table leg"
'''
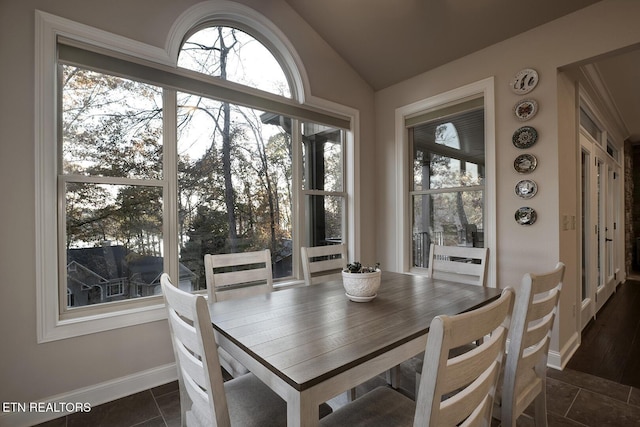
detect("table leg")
[288,390,319,427]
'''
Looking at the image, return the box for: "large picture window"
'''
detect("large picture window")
[37,10,353,340]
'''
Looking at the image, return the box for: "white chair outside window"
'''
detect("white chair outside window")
[319,287,514,427]
[160,273,287,427]
[301,244,347,286]
[427,243,489,286]
[494,262,565,427]
[204,249,273,377]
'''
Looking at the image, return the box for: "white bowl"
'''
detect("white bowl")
[341,269,381,297]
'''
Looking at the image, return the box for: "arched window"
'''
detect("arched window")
[179,25,291,97]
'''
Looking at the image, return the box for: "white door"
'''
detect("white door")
[579,131,620,330]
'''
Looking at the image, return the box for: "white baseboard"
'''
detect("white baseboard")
[548,331,580,370]
[0,363,177,427]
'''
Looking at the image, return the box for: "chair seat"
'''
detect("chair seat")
[224,373,288,426]
[226,373,332,424]
[320,387,414,427]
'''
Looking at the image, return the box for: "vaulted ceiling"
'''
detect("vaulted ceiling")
[284,0,602,91]
[284,0,640,142]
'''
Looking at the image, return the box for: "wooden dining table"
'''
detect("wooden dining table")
[208,271,502,427]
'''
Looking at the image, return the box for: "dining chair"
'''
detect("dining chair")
[160,273,288,427]
[408,243,490,394]
[319,287,514,427]
[494,262,565,427]
[427,243,489,286]
[300,244,347,285]
[204,249,273,377]
[204,249,273,301]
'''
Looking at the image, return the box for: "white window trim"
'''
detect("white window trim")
[394,77,496,284]
[35,8,357,342]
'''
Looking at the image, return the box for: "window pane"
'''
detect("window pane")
[411,108,484,190]
[411,192,483,267]
[305,194,344,247]
[302,123,344,192]
[65,183,166,307]
[178,26,291,98]
[61,66,163,180]
[176,92,293,283]
[413,149,483,190]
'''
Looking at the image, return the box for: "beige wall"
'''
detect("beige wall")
[0,0,374,415]
[374,0,640,365]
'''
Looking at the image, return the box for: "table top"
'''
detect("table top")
[208,271,501,391]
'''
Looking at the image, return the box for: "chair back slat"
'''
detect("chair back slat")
[415,287,514,426]
[428,243,489,286]
[204,249,273,302]
[301,244,348,286]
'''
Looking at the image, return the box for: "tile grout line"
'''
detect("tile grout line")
[564,387,580,418]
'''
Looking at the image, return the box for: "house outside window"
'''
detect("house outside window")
[36,9,353,341]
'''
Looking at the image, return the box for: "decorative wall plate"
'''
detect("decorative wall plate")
[515,207,537,226]
[515,179,538,199]
[512,126,538,149]
[510,68,539,95]
[513,153,538,173]
[514,99,538,121]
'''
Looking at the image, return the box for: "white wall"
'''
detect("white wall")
[0,0,373,422]
[374,0,640,366]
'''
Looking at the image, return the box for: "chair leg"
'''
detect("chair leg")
[415,371,421,399]
[347,388,357,402]
[533,381,548,427]
[386,365,400,389]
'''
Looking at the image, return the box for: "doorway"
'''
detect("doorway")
[579,112,622,331]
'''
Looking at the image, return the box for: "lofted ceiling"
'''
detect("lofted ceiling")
[284,0,640,142]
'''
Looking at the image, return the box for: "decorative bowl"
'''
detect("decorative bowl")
[341,269,381,298]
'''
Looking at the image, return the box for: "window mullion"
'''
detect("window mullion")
[163,89,179,283]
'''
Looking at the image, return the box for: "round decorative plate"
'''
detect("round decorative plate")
[510,68,539,95]
[515,179,538,199]
[512,126,538,149]
[515,207,537,226]
[514,153,538,173]
[514,99,538,121]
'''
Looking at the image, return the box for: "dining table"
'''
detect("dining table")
[208,270,502,427]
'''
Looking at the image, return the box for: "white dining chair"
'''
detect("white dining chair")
[160,273,288,427]
[204,249,273,301]
[301,244,347,285]
[494,262,565,427]
[204,249,273,377]
[409,243,490,394]
[428,243,489,286]
[319,287,514,427]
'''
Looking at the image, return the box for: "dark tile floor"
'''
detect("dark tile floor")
[567,278,640,388]
[36,280,640,426]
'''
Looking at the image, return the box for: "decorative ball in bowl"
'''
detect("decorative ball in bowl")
[342,262,381,301]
